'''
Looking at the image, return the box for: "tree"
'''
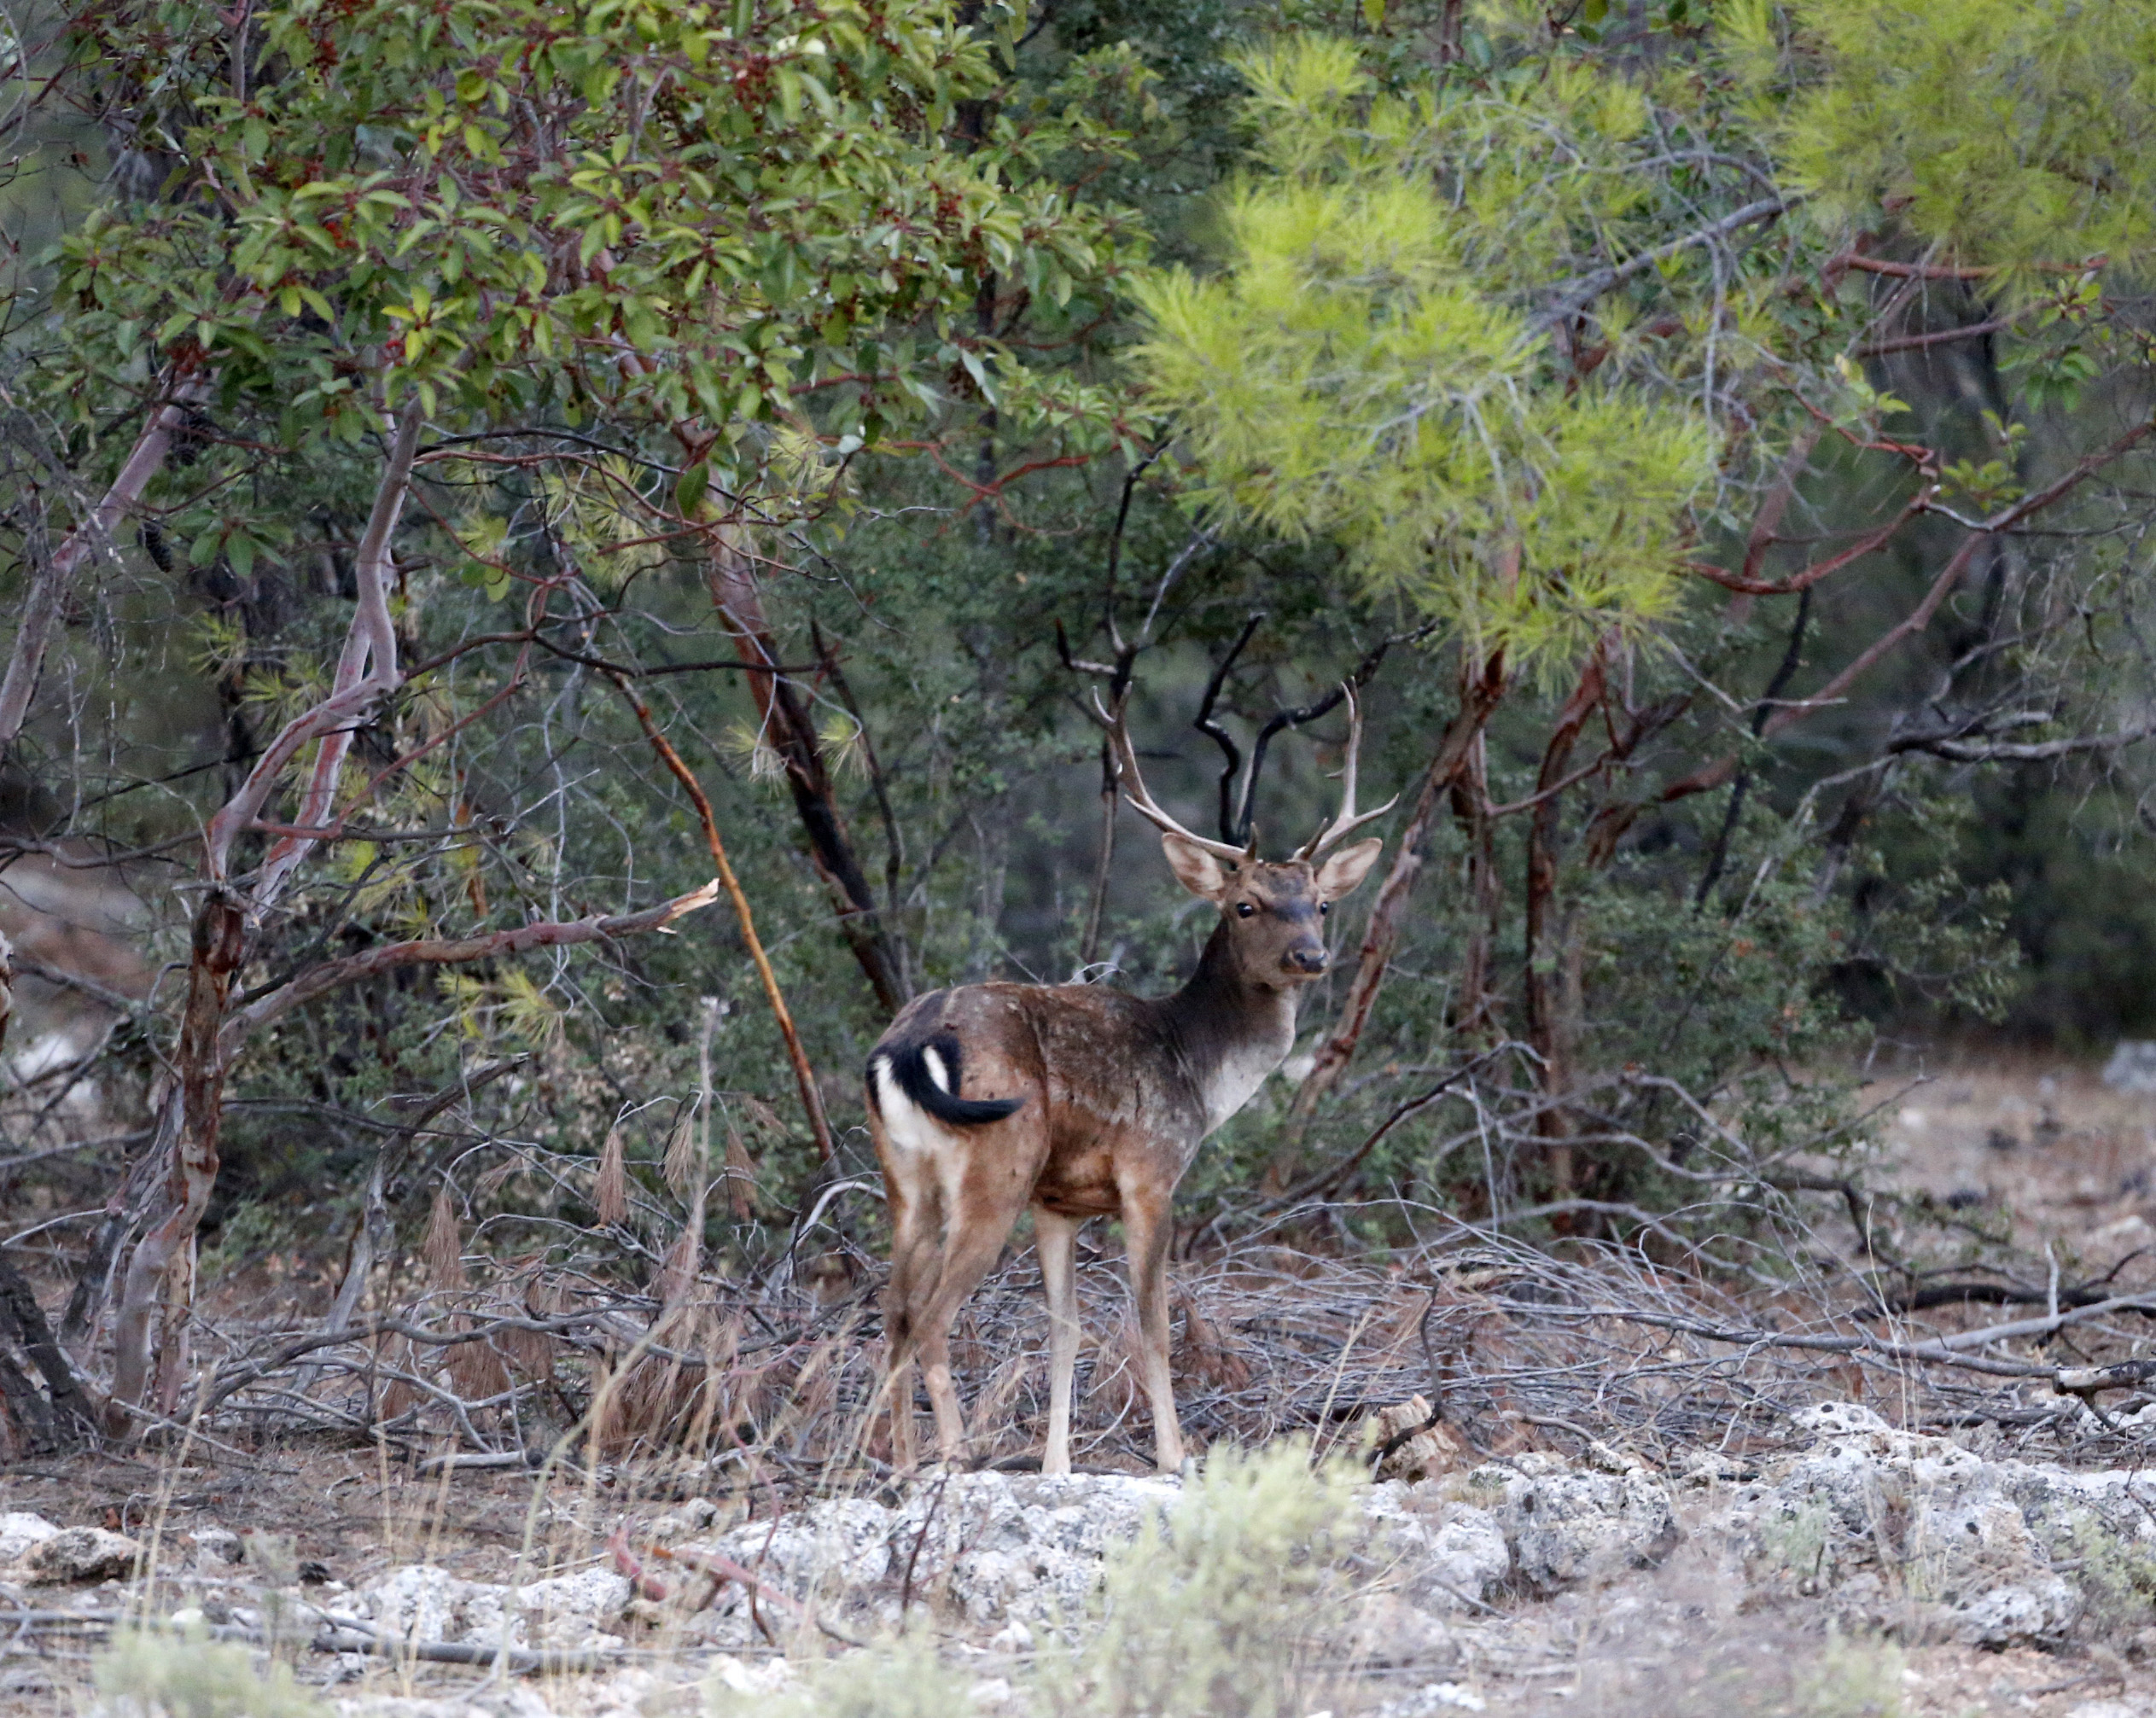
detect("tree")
[14,0,1143,1425]
[1128,8,2156,1200]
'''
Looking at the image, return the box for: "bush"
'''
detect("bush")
[92,1629,323,1718]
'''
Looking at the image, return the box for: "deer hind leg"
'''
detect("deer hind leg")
[911,1161,1032,1466]
[878,1158,943,1471]
[1033,1207,1081,1477]
[1119,1189,1186,1474]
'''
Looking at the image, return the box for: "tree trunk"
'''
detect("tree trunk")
[1267,652,1506,1186]
[0,376,208,749]
[108,892,246,1424]
[1521,650,1607,1203]
[1448,732,1502,1040]
[704,542,906,1015]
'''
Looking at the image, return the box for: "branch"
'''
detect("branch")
[1689,498,1923,597]
[1533,197,1792,332]
[218,881,720,1054]
[1660,416,2156,804]
[604,673,837,1163]
[0,373,210,748]
[1858,317,2013,358]
[1890,716,2156,762]
[207,400,426,891]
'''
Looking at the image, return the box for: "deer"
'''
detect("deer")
[865,685,1393,1475]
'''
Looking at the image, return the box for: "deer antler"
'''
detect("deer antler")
[1091,691,1254,865]
[1296,684,1398,860]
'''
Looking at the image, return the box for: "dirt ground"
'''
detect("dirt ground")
[10,1049,2156,1717]
[1866,1050,2156,1265]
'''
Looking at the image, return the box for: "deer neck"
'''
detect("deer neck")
[1166,922,1300,1136]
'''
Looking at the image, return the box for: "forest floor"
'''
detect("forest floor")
[8,1048,2156,1718]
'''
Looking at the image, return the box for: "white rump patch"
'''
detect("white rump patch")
[871,1053,962,1166]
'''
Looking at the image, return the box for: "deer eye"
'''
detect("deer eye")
[1236,901,1256,918]
[1319,901,1331,915]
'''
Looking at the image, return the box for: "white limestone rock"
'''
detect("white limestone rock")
[1466,1453,1677,1592]
[0,1511,57,1564]
[27,1525,141,1584]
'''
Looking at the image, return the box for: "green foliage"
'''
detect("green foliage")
[1782,0,2156,282]
[94,1629,324,1718]
[1045,1440,1360,1718]
[53,0,1143,486]
[1132,37,1714,675]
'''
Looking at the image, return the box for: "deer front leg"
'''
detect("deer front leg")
[1034,1207,1081,1476]
[1119,1189,1185,1475]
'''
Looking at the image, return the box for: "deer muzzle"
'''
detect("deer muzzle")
[1283,945,1327,975]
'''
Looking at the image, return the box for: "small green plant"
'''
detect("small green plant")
[1755,1499,1837,1586]
[1045,1439,1361,1718]
[2066,1511,2156,1628]
[704,1630,971,1718]
[93,1628,324,1718]
[1790,1633,1903,1718]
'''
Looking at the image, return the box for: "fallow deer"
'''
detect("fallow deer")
[865,688,1392,1475]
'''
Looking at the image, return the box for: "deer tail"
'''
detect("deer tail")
[868,1034,1024,1127]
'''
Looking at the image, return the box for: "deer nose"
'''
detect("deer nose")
[1283,945,1327,975]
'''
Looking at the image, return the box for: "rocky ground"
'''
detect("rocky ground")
[10,1395,2156,1716]
[13,1049,2156,1716]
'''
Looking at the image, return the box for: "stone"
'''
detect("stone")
[1361,1482,1512,1610]
[351,1562,632,1651]
[2104,1041,2156,1092]
[1745,1399,2156,1647]
[188,1528,243,1568]
[27,1525,141,1583]
[1467,1453,1677,1592]
[0,1511,57,1564]
[1377,1681,1488,1715]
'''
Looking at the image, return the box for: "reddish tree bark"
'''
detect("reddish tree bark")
[704,540,906,1014]
[1272,651,1506,1183]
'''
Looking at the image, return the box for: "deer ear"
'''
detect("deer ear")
[1161,831,1228,902]
[1314,837,1384,900]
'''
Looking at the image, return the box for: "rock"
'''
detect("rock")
[1361,1482,1511,1610]
[1376,1681,1488,1715]
[706,1654,795,1697]
[187,1528,243,1568]
[506,1568,631,1648]
[648,1499,722,1542]
[2104,1040,2156,1092]
[0,1511,57,1564]
[355,1564,483,1645]
[1467,1453,1677,1592]
[352,1563,630,1651]
[27,1526,141,1583]
[1744,1399,2156,1646]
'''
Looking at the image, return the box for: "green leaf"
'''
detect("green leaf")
[674,459,711,516]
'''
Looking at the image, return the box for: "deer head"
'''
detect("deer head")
[1098,685,1393,986]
